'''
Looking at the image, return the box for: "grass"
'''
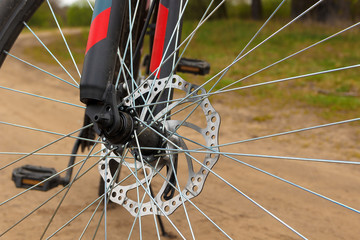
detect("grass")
[24,19,360,120]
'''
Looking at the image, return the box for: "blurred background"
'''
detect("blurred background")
[32,0,360,28]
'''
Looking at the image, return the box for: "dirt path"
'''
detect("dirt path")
[1,31,360,240]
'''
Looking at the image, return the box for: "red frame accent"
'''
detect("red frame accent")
[149,3,169,77]
[85,7,111,54]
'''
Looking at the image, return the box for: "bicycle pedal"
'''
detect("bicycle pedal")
[176,57,210,75]
[12,165,61,191]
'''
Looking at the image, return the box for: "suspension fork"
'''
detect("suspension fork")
[79,0,183,144]
[80,0,125,104]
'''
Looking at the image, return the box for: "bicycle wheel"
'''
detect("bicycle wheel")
[1,0,360,239]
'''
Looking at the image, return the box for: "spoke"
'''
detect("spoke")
[217,117,360,148]
[86,0,94,11]
[133,132,161,239]
[160,0,189,132]
[139,147,360,165]
[0,85,84,108]
[186,149,308,239]
[124,0,221,105]
[23,22,79,86]
[0,149,104,237]
[46,148,122,239]
[0,148,104,206]
[137,59,360,125]
[115,0,140,88]
[79,194,103,239]
[46,194,104,239]
[137,1,338,116]
[208,0,287,93]
[39,138,101,239]
[135,0,280,106]
[163,99,203,145]
[125,155,167,239]
[130,63,360,113]
[46,0,81,78]
[4,51,78,88]
[0,124,93,171]
[145,0,221,82]
[176,132,360,216]
[135,120,306,239]
[143,157,233,239]
[140,28,360,112]
[204,0,324,93]
[142,0,191,120]
[0,152,104,157]
[0,120,99,143]
[165,147,195,239]
[122,161,187,240]
[134,148,142,239]
[113,1,157,123]
[91,150,134,240]
[212,64,360,96]
[217,21,360,92]
[91,204,105,240]
[103,148,126,240]
[127,0,136,93]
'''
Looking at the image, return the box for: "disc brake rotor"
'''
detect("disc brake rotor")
[98,75,220,216]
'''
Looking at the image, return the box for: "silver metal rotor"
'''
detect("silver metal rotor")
[98,75,220,217]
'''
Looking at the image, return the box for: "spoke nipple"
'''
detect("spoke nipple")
[157,150,161,153]
[102,137,106,142]
[131,134,134,138]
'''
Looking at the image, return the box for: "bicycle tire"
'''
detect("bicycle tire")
[0,0,44,67]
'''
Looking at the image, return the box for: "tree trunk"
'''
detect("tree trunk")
[251,0,262,20]
[213,0,228,19]
[291,0,351,23]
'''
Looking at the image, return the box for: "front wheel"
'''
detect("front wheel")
[1,0,360,239]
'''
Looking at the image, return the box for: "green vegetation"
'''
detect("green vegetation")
[29,1,92,28]
[24,19,360,120]
[23,29,89,67]
[67,5,93,26]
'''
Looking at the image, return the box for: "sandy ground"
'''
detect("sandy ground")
[1,31,360,240]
